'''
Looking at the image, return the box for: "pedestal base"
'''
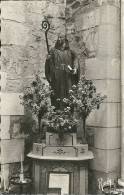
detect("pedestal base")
[29,158,89,195]
[28,151,93,195]
[28,133,94,195]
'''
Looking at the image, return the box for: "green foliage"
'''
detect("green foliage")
[20,74,52,117]
[20,74,52,134]
[45,76,106,137]
[68,76,107,120]
[46,105,78,134]
[20,75,106,141]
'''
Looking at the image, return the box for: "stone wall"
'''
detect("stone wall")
[67,0,120,194]
[2,0,66,91]
[1,0,66,190]
[1,0,121,193]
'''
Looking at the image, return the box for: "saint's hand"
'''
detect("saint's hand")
[73,68,77,74]
[68,65,77,74]
[68,65,72,71]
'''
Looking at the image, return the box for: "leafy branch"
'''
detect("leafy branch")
[20,74,52,140]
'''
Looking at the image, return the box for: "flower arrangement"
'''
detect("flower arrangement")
[20,74,106,144]
[46,105,78,135]
[20,74,52,140]
[45,76,106,143]
[67,76,107,140]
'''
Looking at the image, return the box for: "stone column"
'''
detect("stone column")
[72,1,120,194]
[66,2,120,193]
[118,0,124,186]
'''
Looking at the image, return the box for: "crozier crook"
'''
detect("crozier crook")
[42,18,50,54]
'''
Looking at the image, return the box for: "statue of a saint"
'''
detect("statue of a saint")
[45,34,80,108]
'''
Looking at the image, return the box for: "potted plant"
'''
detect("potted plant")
[20,74,52,142]
[67,76,107,143]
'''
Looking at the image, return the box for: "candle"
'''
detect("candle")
[110,179,112,189]
[21,155,23,173]
[20,155,24,182]
[3,165,6,190]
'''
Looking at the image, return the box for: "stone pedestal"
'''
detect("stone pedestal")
[28,133,93,195]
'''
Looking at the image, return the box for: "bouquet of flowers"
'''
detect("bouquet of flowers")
[67,76,107,139]
[46,104,78,141]
[20,74,52,140]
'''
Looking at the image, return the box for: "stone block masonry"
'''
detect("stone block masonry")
[1,0,66,191]
[80,2,120,194]
[0,92,25,190]
[1,1,66,92]
[1,0,121,193]
[66,0,120,194]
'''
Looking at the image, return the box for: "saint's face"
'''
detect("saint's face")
[56,34,69,50]
[58,35,65,45]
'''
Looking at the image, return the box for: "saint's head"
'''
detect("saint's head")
[55,33,69,50]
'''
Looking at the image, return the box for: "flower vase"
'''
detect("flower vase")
[58,132,64,146]
[80,118,87,144]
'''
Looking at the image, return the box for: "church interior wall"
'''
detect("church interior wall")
[1,0,66,190]
[1,0,121,193]
[66,0,121,194]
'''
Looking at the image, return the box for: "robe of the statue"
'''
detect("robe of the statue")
[45,48,80,106]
